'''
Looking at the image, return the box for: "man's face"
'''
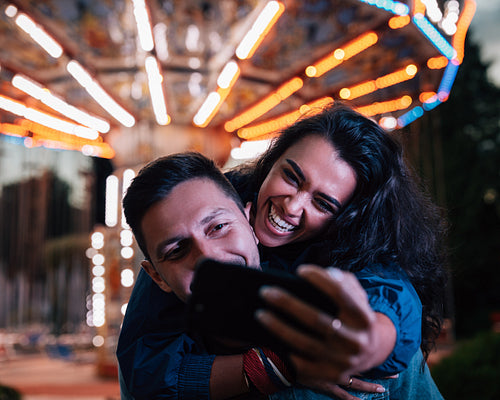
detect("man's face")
[140,178,260,302]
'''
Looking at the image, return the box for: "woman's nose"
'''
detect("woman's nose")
[283,192,308,217]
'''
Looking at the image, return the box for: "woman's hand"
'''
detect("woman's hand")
[303,377,386,400]
[256,265,396,384]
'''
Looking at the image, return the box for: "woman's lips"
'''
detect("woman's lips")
[267,203,297,233]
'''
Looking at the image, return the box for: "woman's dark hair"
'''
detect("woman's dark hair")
[236,103,448,360]
[123,152,244,260]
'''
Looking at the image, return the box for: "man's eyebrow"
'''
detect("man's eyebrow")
[286,158,341,209]
[285,159,305,181]
[154,208,229,260]
[199,208,227,226]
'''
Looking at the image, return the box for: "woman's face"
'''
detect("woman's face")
[254,134,357,248]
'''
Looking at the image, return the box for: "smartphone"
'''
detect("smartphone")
[186,258,338,352]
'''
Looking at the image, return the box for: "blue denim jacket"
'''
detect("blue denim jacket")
[269,348,443,400]
[354,263,422,377]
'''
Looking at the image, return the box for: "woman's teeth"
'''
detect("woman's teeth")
[268,204,296,233]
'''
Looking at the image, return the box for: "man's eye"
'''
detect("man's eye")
[162,248,181,261]
[210,223,229,235]
[162,242,187,261]
[213,223,225,231]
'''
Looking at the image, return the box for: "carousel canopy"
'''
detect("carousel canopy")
[0,0,476,159]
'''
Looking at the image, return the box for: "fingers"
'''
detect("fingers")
[258,266,377,347]
[297,265,375,329]
[255,309,339,364]
[257,287,364,360]
[290,354,351,384]
[348,377,386,393]
[258,286,339,338]
[301,380,362,400]
[329,386,361,400]
[300,377,386,400]
[256,265,386,382]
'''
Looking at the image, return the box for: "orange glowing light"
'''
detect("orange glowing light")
[419,92,437,103]
[388,15,410,29]
[340,65,417,100]
[339,88,352,99]
[452,0,476,64]
[225,77,303,132]
[0,122,26,137]
[340,81,376,100]
[356,96,412,117]
[306,32,378,78]
[413,0,426,15]
[0,120,114,158]
[305,66,317,77]
[376,65,417,89]
[236,97,333,140]
[427,56,449,69]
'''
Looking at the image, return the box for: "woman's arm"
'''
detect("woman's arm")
[256,265,397,385]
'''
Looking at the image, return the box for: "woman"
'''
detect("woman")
[225,103,447,396]
[230,103,447,361]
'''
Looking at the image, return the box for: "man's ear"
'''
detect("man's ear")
[140,260,172,293]
[244,202,252,221]
[244,202,259,245]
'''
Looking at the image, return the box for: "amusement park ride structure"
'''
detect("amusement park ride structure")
[0,0,476,163]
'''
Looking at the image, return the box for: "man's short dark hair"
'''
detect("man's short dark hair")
[123,152,243,260]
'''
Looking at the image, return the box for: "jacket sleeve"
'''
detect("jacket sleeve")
[116,269,215,399]
[121,331,215,400]
[354,264,422,377]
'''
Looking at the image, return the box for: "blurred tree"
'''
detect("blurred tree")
[432,331,500,400]
[426,35,500,337]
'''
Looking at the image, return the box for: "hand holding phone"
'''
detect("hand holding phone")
[186,259,338,352]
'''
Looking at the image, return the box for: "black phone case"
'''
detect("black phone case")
[186,259,338,352]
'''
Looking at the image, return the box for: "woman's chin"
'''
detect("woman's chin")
[258,229,296,248]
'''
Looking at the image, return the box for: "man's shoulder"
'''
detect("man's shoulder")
[118,269,186,349]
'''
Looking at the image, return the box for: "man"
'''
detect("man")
[117,152,443,400]
[118,152,261,399]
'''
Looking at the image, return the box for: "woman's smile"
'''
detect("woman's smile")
[267,203,298,234]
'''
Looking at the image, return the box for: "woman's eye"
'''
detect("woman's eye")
[283,169,299,184]
[315,198,335,214]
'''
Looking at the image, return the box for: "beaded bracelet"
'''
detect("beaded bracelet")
[243,347,293,394]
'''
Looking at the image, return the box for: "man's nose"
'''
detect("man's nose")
[193,239,221,264]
